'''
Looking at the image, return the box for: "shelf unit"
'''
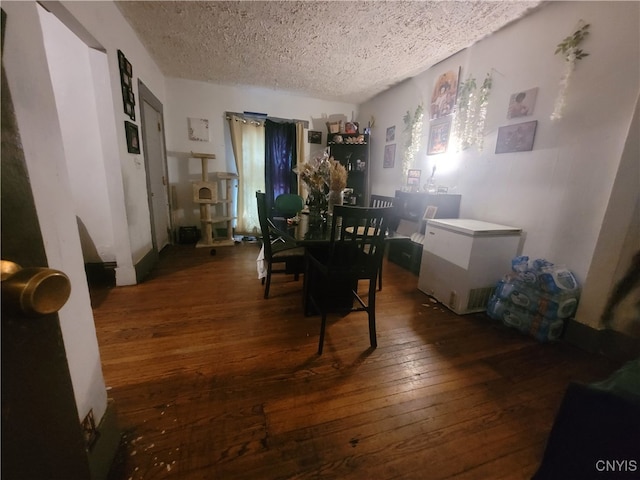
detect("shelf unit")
[190,152,237,248]
[327,133,369,206]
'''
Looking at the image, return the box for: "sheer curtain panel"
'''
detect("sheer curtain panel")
[227,114,265,234]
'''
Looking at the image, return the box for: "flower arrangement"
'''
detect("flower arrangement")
[297,149,347,192]
[295,148,348,214]
[328,157,348,191]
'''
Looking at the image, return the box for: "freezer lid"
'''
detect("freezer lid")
[426,218,522,236]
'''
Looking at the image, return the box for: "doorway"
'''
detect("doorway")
[139,80,171,251]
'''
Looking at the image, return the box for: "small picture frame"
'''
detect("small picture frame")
[124,102,135,120]
[495,120,538,154]
[344,122,358,134]
[386,125,396,142]
[117,49,126,70]
[383,143,396,168]
[507,87,538,119]
[407,169,421,186]
[125,121,140,154]
[121,71,131,87]
[308,130,322,144]
[188,117,210,142]
[427,119,451,155]
[423,205,438,220]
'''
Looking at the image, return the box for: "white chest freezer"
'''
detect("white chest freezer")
[418,219,522,314]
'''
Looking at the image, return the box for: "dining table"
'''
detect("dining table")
[274,211,409,246]
[271,210,409,315]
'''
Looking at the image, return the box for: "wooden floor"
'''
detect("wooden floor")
[93,242,620,480]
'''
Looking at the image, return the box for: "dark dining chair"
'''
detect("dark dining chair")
[274,193,305,219]
[305,205,393,354]
[256,192,305,299]
[369,194,396,290]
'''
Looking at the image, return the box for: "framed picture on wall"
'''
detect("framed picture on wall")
[188,117,210,142]
[507,87,538,119]
[495,120,538,154]
[430,68,460,120]
[125,121,140,154]
[118,49,136,121]
[427,119,451,155]
[407,169,421,186]
[383,143,396,168]
[386,125,395,142]
[308,130,322,144]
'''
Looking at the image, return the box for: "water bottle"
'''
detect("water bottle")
[538,266,580,294]
[536,292,577,319]
[529,316,565,342]
[495,280,540,312]
[487,296,533,332]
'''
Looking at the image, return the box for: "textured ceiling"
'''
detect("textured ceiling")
[117,1,542,104]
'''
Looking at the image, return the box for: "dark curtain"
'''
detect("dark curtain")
[265,119,297,211]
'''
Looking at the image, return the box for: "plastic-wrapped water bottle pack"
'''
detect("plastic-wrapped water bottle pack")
[486,256,581,342]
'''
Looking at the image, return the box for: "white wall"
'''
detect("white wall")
[2,0,170,427]
[163,78,358,228]
[3,0,108,424]
[360,1,639,329]
[61,0,167,269]
[39,6,115,264]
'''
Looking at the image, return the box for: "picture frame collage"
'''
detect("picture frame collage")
[118,49,140,154]
[427,68,459,156]
[496,87,539,154]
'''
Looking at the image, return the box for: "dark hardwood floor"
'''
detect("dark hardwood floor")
[92,242,620,480]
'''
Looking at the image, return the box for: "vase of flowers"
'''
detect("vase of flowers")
[295,149,348,227]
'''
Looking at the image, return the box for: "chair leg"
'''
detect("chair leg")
[378,259,383,291]
[318,310,327,355]
[264,265,272,299]
[368,279,378,348]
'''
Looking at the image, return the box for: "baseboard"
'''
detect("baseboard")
[135,248,159,283]
[88,399,121,480]
[564,319,640,362]
[85,262,116,286]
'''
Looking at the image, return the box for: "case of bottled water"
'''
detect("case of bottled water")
[487,256,580,342]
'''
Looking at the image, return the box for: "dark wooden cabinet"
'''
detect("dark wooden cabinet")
[328,133,369,206]
[387,191,462,274]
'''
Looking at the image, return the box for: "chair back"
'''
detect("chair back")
[369,194,397,231]
[256,192,274,259]
[326,205,392,276]
[274,193,304,218]
[369,194,395,208]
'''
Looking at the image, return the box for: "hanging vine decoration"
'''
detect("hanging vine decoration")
[474,73,492,151]
[452,75,474,151]
[550,21,590,121]
[452,72,492,151]
[402,104,424,178]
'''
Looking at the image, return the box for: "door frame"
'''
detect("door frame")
[138,79,172,251]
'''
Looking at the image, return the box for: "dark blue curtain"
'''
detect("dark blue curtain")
[265,119,297,211]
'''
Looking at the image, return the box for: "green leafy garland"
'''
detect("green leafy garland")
[402,104,424,179]
[551,21,590,120]
[452,72,492,151]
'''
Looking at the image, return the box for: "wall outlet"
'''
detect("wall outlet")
[81,409,99,451]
